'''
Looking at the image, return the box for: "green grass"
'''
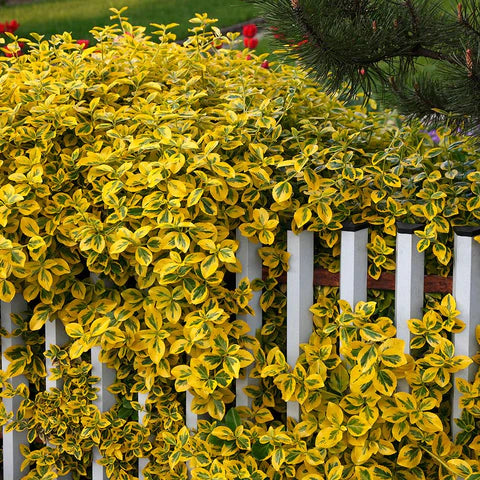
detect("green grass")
[1,0,258,42]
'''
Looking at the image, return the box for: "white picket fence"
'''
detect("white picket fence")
[1,224,479,479]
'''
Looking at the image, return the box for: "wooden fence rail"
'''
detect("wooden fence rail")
[1,224,479,479]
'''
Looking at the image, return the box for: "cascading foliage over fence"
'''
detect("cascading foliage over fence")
[0,7,479,480]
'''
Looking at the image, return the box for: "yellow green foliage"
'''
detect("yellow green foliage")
[0,7,478,480]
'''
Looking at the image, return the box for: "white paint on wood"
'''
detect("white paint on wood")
[45,320,69,391]
[235,231,263,408]
[90,273,116,480]
[185,390,196,432]
[452,233,480,439]
[91,344,116,412]
[137,392,148,479]
[2,295,28,480]
[340,228,368,307]
[286,231,314,422]
[91,344,116,480]
[395,232,424,392]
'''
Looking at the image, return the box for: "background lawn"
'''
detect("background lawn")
[1,0,258,42]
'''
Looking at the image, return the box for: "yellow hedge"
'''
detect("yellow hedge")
[0,8,478,480]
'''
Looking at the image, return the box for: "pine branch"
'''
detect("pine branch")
[290,0,325,53]
[458,1,480,38]
[245,0,480,126]
[404,0,419,34]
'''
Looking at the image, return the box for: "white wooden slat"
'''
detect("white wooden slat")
[185,390,197,432]
[90,274,116,480]
[45,320,69,391]
[286,231,314,422]
[340,223,368,307]
[452,227,480,439]
[137,392,148,479]
[235,231,263,408]
[45,319,73,480]
[395,223,425,392]
[2,295,28,480]
[91,344,116,480]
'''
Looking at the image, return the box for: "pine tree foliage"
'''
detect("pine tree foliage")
[245,0,480,128]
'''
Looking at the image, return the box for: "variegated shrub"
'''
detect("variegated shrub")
[0,7,478,480]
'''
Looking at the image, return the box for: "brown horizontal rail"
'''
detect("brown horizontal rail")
[264,268,452,293]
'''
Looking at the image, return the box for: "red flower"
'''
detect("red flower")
[4,42,23,57]
[0,23,5,34]
[76,39,90,49]
[244,37,259,49]
[296,39,308,47]
[5,20,19,33]
[246,54,253,60]
[242,24,257,38]
[261,60,270,69]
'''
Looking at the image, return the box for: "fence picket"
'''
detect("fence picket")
[185,390,197,432]
[235,231,263,408]
[45,320,69,391]
[340,223,368,307]
[395,224,425,392]
[2,221,479,475]
[91,344,116,479]
[2,295,29,480]
[137,392,148,479]
[90,274,116,480]
[44,319,73,479]
[452,227,480,438]
[286,231,314,422]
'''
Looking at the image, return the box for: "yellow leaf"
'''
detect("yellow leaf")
[294,206,312,228]
[49,259,71,275]
[0,279,15,302]
[317,202,332,225]
[27,236,46,254]
[372,369,397,396]
[469,434,480,452]
[249,143,268,161]
[135,246,153,266]
[20,217,39,237]
[110,239,131,254]
[326,402,344,427]
[315,427,343,449]
[378,338,407,368]
[90,317,110,337]
[211,426,235,441]
[65,323,84,339]
[446,459,473,477]
[201,254,218,278]
[272,181,293,203]
[69,339,88,359]
[417,411,443,433]
[37,268,53,291]
[275,373,296,401]
[186,188,204,207]
[346,415,370,437]
[397,444,422,468]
